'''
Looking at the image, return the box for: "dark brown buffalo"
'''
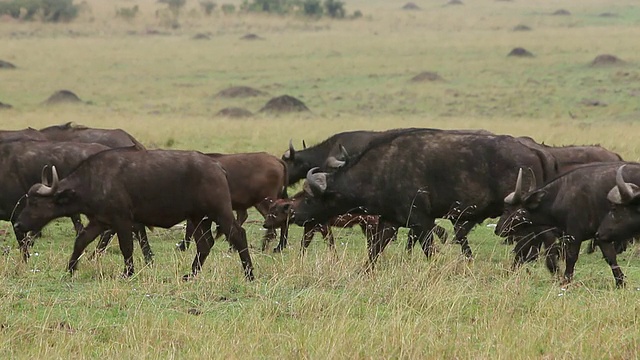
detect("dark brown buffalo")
[292,129,553,270]
[496,163,634,287]
[0,140,111,261]
[39,122,146,150]
[0,128,47,142]
[263,193,380,252]
[13,148,254,280]
[596,165,640,249]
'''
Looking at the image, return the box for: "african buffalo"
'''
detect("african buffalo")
[0,140,111,261]
[0,128,48,142]
[596,165,640,248]
[291,128,551,269]
[496,163,634,287]
[263,192,380,253]
[13,148,254,280]
[39,122,146,150]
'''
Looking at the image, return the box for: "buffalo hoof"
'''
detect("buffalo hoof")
[121,270,134,279]
[175,242,187,252]
[182,273,196,281]
[273,246,284,253]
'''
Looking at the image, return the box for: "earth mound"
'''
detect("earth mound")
[259,95,310,114]
[512,24,531,31]
[507,47,534,58]
[402,2,421,10]
[447,0,464,5]
[215,86,267,98]
[598,12,617,18]
[240,33,264,40]
[0,60,16,69]
[410,71,444,82]
[216,107,253,118]
[552,9,571,16]
[44,90,83,105]
[192,33,210,40]
[590,54,625,67]
[0,101,12,109]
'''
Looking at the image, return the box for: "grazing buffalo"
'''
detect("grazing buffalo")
[291,128,552,269]
[597,165,640,248]
[496,163,634,287]
[0,128,48,142]
[13,148,254,280]
[0,140,111,261]
[39,122,146,150]
[263,192,380,253]
[506,137,624,264]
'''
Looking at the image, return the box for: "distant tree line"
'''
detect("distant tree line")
[0,0,79,22]
[242,0,355,19]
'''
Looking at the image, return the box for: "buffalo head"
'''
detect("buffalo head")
[495,168,545,237]
[597,165,640,242]
[14,166,80,234]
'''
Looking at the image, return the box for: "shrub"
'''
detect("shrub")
[0,0,80,22]
[302,0,323,17]
[200,1,217,15]
[116,5,139,21]
[221,3,235,14]
[242,0,293,14]
[351,9,362,19]
[324,0,344,18]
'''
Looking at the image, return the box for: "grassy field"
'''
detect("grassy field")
[1,0,640,358]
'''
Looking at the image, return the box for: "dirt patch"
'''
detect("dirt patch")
[598,12,617,18]
[512,24,531,32]
[447,0,464,5]
[259,95,310,114]
[410,71,444,82]
[215,86,267,98]
[551,9,571,16]
[591,54,625,67]
[241,33,264,40]
[192,33,210,40]
[216,107,253,118]
[402,2,421,10]
[507,47,534,58]
[43,90,83,105]
[0,60,16,69]
[0,101,12,109]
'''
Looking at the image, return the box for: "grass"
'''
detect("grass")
[1,0,640,358]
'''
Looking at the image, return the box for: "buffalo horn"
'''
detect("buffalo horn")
[527,167,537,193]
[302,140,307,149]
[339,144,349,160]
[305,167,327,196]
[326,157,345,168]
[41,165,50,186]
[36,165,59,196]
[608,165,635,204]
[504,168,523,204]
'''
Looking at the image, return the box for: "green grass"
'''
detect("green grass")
[2,0,640,357]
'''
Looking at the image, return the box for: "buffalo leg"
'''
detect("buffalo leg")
[92,229,116,258]
[433,224,448,244]
[300,224,317,254]
[12,223,33,262]
[68,221,106,275]
[71,214,84,235]
[599,242,625,288]
[134,224,153,265]
[453,221,476,258]
[115,223,136,278]
[176,220,195,251]
[186,217,214,279]
[366,222,396,271]
[562,241,582,285]
[319,225,335,250]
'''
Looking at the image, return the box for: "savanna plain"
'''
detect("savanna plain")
[1,0,640,358]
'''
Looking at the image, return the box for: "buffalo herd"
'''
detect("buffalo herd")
[3,123,639,287]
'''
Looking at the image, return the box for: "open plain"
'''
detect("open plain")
[1,0,640,358]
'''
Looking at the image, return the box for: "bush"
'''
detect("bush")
[116,5,139,21]
[200,1,217,15]
[351,9,362,19]
[324,0,345,18]
[0,0,79,22]
[221,3,235,14]
[302,0,323,17]
[242,0,293,14]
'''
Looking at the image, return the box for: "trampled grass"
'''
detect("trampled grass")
[1,0,640,358]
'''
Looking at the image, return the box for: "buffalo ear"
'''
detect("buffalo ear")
[54,189,76,205]
[524,190,546,209]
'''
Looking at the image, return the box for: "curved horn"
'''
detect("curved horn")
[326,157,345,169]
[41,165,50,186]
[302,140,307,149]
[527,167,537,193]
[289,139,296,160]
[339,144,349,160]
[35,165,59,196]
[504,168,523,204]
[305,167,327,196]
[616,165,634,204]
